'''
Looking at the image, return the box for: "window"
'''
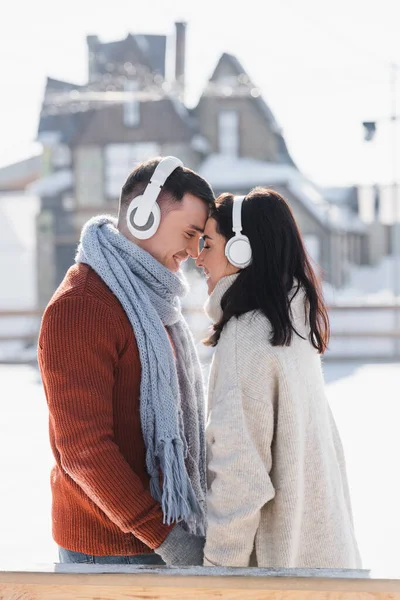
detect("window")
[104,143,160,198]
[218,110,239,157]
[124,80,140,127]
[52,144,71,168]
[74,146,104,207]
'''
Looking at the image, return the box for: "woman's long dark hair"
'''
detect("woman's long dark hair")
[204,187,330,353]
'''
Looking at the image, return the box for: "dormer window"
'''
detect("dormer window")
[218,110,239,157]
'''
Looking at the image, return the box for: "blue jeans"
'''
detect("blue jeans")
[58,546,165,565]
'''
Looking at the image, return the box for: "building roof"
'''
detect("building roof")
[210,54,280,133]
[0,155,42,191]
[199,154,366,233]
[38,77,92,144]
[28,169,73,197]
[38,28,168,143]
[89,33,167,77]
[199,154,295,189]
[45,77,84,92]
[133,34,167,76]
[206,53,296,167]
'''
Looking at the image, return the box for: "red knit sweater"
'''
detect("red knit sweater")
[38,263,173,556]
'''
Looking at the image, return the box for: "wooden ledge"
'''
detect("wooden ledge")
[1,565,400,599]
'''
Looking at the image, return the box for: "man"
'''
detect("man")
[38,157,215,565]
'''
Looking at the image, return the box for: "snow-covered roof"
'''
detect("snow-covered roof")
[323,186,356,205]
[199,154,296,189]
[0,155,41,189]
[199,155,366,234]
[28,169,73,197]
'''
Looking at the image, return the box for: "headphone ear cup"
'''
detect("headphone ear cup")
[225,235,252,269]
[126,197,161,240]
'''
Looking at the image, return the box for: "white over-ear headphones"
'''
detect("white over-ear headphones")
[225,195,252,269]
[126,156,183,240]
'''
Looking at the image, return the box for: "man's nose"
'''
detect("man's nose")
[187,236,201,259]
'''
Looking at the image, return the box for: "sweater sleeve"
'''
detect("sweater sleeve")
[38,295,172,549]
[204,373,276,566]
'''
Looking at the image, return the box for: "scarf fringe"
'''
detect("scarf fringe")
[152,439,205,534]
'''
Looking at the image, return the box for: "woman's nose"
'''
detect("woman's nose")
[195,249,205,268]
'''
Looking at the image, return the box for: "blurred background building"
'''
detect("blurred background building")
[0,21,398,361]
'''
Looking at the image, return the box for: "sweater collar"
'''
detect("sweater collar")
[204,273,239,323]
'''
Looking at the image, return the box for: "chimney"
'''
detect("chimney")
[86,35,99,83]
[174,22,186,102]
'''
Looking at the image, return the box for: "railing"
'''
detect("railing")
[1,565,400,600]
[325,304,400,359]
[0,309,42,343]
[2,305,400,361]
[184,304,400,360]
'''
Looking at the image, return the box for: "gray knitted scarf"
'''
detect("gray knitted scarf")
[75,215,206,535]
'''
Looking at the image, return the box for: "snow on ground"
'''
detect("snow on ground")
[324,361,400,575]
[1,365,56,566]
[1,361,399,574]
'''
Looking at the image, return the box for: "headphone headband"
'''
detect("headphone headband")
[224,194,252,269]
[149,156,183,187]
[232,195,245,233]
[127,156,183,235]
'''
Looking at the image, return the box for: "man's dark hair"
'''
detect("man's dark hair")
[120,157,215,213]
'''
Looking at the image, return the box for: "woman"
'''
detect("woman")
[196,187,361,569]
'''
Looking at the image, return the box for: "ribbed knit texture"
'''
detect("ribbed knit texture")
[203,274,362,568]
[38,264,174,555]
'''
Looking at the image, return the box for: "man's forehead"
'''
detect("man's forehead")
[182,192,212,212]
[187,223,205,233]
[180,194,209,230]
[170,204,206,233]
